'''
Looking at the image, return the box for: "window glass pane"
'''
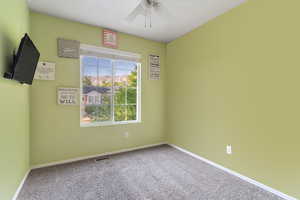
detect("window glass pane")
[94,95,101,105]
[127,88,137,104]
[128,69,137,88]
[82,56,98,86]
[81,55,139,125]
[127,105,136,121]
[98,58,113,87]
[114,105,126,121]
[82,105,98,123]
[82,56,98,66]
[114,87,126,105]
[114,61,137,87]
[81,105,112,123]
[101,94,111,105]
[99,105,112,121]
[83,86,111,104]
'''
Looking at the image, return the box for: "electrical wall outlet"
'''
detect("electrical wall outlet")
[226,145,232,155]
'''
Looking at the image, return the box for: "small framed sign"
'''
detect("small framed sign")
[149,55,160,80]
[34,62,55,80]
[57,38,80,58]
[57,88,79,105]
[103,29,118,48]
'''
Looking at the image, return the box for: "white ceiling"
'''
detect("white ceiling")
[27,0,246,43]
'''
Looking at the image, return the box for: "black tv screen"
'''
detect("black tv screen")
[12,33,40,85]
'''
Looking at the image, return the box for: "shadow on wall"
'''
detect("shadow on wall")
[0,30,15,79]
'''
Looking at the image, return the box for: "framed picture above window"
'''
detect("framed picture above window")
[103,29,118,49]
[80,46,141,127]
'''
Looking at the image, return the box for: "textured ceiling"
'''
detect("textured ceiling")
[27,0,246,42]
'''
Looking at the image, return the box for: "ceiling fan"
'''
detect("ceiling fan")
[125,0,171,28]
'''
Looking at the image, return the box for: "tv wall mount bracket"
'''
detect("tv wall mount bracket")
[3,51,17,80]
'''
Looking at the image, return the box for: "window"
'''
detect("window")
[80,55,141,127]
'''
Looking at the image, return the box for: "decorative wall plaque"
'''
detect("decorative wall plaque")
[57,38,80,58]
[34,62,55,80]
[57,88,79,105]
[149,55,160,80]
[103,29,118,48]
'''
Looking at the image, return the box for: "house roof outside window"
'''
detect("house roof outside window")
[83,86,111,95]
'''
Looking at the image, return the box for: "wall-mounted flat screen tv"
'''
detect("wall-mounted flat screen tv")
[11,33,40,85]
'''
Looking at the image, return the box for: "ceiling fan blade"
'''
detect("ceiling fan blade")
[160,0,194,6]
[125,3,146,22]
[153,2,172,19]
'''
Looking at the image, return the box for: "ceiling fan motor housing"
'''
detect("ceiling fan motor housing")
[145,0,160,8]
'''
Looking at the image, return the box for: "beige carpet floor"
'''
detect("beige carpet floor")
[17,145,284,200]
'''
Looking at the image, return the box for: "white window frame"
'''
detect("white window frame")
[80,45,141,127]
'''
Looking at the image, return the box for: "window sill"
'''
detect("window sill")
[80,120,141,127]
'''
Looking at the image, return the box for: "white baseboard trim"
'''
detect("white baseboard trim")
[31,142,167,169]
[169,144,298,200]
[12,170,30,200]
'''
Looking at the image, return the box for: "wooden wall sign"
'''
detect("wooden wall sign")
[103,29,118,48]
[57,88,79,105]
[149,55,160,80]
[57,38,80,58]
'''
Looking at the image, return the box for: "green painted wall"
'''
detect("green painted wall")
[3,1,296,198]
[0,0,30,200]
[30,12,166,166]
[167,0,300,198]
